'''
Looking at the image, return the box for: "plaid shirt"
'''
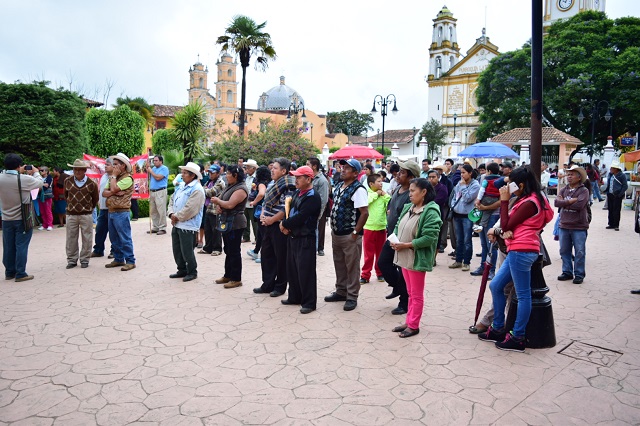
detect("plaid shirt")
[204,176,226,214]
[262,175,295,218]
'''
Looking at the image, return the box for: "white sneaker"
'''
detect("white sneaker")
[46,227,53,231]
[38,226,44,231]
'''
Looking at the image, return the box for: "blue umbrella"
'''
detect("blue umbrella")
[458,141,520,159]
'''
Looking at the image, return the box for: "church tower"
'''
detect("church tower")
[427,5,461,81]
[188,57,211,105]
[544,0,606,31]
[215,52,238,110]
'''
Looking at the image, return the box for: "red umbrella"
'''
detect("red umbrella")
[473,259,493,327]
[328,145,384,160]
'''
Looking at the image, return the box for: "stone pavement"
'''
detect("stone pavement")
[0,203,639,425]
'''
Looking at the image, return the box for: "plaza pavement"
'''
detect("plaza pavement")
[0,201,639,425]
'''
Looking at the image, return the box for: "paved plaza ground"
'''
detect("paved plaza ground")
[0,201,639,425]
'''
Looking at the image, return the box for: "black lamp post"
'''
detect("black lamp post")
[371,94,398,158]
[578,100,612,162]
[412,126,418,155]
[287,100,306,120]
[310,122,313,143]
[453,113,458,140]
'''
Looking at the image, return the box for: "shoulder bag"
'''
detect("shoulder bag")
[17,174,38,232]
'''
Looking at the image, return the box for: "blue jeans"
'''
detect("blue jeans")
[591,181,603,201]
[2,220,33,279]
[489,251,538,338]
[559,228,587,279]
[108,211,135,264]
[93,209,109,255]
[479,214,499,272]
[453,216,473,264]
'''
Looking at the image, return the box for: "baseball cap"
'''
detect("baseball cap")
[208,164,221,173]
[398,159,421,178]
[501,161,514,169]
[339,159,362,173]
[290,165,314,178]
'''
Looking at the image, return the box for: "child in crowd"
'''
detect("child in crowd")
[474,162,501,232]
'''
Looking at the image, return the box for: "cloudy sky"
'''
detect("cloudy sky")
[1,0,638,135]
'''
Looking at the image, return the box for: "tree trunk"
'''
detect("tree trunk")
[239,48,250,137]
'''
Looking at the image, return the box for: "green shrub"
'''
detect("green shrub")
[137,199,149,218]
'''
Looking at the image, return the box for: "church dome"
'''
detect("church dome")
[257,76,305,111]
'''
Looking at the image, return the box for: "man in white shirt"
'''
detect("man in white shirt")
[541,161,550,194]
[242,159,258,243]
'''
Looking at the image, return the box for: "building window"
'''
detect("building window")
[449,26,453,40]
[450,56,455,69]
[438,26,443,41]
[227,90,233,103]
[199,77,203,88]
[156,120,167,129]
[435,56,442,78]
[227,69,232,78]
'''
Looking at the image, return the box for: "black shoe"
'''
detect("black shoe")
[300,307,316,314]
[81,263,89,269]
[281,299,298,305]
[606,225,616,229]
[399,328,420,338]
[170,272,187,279]
[470,265,484,276]
[66,263,77,269]
[475,253,482,257]
[182,274,197,282]
[343,300,357,311]
[448,251,456,257]
[385,292,400,300]
[359,278,369,284]
[324,292,347,302]
[253,288,269,294]
[90,252,103,258]
[317,250,325,256]
[478,325,507,343]
[438,248,444,253]
[495,332,526,352]
[572,277,584,284]
[557,273,574,281]
[270,291,284,297]
[615,228,619,231]
[631,289,640,295]
[391,306,407,315]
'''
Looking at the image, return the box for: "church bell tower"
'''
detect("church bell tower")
[427,5,462,81]
[215,52,238,110]
[188,56,209,105]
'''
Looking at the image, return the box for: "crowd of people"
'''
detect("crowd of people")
[1,150,635,351]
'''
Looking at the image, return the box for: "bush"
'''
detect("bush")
[137,199,149,218]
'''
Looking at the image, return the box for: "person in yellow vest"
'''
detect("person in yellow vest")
[103,153,136,271]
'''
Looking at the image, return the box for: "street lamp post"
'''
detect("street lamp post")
[578,100,612,163]
[310,122,314,143]
[412,126,418,155]
[371,94,398,158]
[453,113,458,140]
[287,100,306,120]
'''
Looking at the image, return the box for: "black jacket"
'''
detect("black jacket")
[281,189,321,238]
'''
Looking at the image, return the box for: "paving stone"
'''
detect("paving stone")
[332,404,393,425]
[102,380,147,403]
[225,401,286,424]
[143,386,195,409]
[96,402,148,425]
[53,411,97,425]
[0,383,69,422]
[180,396,241,417]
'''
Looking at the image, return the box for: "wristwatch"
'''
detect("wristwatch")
[352,230,358,235]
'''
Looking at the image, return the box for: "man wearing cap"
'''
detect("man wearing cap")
[279,166,322,314]
[605,161,628,231]
[325,158,369,311]
[64,159,99,269]
[0,153,43,282]
[146,155,169,235]
[306,157,330,256]
[167,162,206,281]
[377,160,419,314]
[201,164,225,256]
[243,159,259,243]
[555,165,590,284]
[103,153,136,271]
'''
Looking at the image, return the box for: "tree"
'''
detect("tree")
[0,81,88,167]
[419,118,448,159]
[476,11,640,155]
[113,96,154,127]
[170,102,207,163]
[152,129,181,155]
[213,117,319,165]
[326,110,374,136]
[217,15,277,136]
[86,105,145,158]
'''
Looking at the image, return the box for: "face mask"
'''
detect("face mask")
[508,182,519,194]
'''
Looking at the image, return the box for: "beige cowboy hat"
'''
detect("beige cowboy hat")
[566,165,587,183]
[178,161,203,180]
[244,159,259,169]
[66,159,89,168]
[610,160,624,171]
[108,153,132,173]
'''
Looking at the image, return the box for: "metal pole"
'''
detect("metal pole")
[590,107,596,164]
[530,0,543,178]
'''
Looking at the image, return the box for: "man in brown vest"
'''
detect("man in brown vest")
[103,153,136,271]
[64,159,99,269]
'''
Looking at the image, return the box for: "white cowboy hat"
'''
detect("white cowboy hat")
[108,153,132,173]
[244,159,259,168]
[566,165,587,183]
[178,161,203,180]
[66,159,89,168]
[610,160,624,171]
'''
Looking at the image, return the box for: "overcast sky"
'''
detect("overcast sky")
[1,0,638,136]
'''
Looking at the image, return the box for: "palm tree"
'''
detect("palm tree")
[113,96,154,128]
[170,102,206,163]
[216,15,277,136]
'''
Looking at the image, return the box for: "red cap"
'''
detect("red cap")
[290,165,314,178]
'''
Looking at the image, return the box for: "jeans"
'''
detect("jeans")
[93,209,109,255]
[108,211,136,264]
[479,214,499,271]
[222,228,243,281]
[591,181,603,201]
[559,228,587,279]
[453,216,473,264]
[2,220,33,279]
[490,251,538,338]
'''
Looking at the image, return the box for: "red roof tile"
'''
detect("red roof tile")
[490,128,583,145]
[152,104,183,118]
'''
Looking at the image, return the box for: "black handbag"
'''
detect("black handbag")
[215,211,236,233]
[17,174,38,232]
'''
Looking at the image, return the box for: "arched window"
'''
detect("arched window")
[198,77,203,88]
[450,56,455,69]
[227,90,233,103]
[227,69,232,77]
[435,56,442,78]
[449,26,453,40]
[438,26,443,41]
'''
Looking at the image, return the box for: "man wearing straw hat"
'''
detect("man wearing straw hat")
[604,160,628,231]
[64,159,99,269]
[554,164,590,284]
[167,162,206,282]
[103,153,136,271]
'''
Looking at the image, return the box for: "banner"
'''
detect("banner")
[83,154,150,199]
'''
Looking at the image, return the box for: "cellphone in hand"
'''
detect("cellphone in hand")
[25,165,33,170]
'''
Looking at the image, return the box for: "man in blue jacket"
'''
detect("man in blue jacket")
[605,161,628,231]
